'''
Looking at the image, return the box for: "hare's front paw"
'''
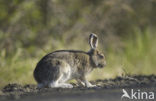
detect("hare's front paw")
[49,83,73,88]
[86,83,97,88]
[88,84,97,88]
[85,81,97,88]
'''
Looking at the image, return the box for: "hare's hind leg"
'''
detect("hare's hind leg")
[48,64,73,88]
[48,74,73,88]
[49,82,73,88]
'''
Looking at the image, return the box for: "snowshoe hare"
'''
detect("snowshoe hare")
[33,33,106,88]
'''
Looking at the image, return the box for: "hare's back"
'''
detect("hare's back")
[41,50,89,67]
[46,50,87,60]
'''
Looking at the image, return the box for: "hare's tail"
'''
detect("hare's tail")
[33,62,61,85]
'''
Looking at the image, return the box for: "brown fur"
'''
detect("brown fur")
[33,33,106,88]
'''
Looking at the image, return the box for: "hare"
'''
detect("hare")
[33,33,106,88]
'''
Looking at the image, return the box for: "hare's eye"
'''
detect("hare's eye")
[99,55,104,59]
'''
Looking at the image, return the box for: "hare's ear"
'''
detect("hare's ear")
[89,33,98,49]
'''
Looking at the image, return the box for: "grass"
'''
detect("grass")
[88,28,156,80]
[0,28,156,88]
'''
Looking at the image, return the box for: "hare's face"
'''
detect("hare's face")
[91,50,106,68]
[96,50,106,68]
[88,33,106,68]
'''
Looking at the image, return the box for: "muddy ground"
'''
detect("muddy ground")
[0,75,156,101]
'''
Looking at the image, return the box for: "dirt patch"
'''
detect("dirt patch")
[0,75,156,101]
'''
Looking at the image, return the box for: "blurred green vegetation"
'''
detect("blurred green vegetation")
[0,0,156,88]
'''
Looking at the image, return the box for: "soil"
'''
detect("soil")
[0,75,156,101]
